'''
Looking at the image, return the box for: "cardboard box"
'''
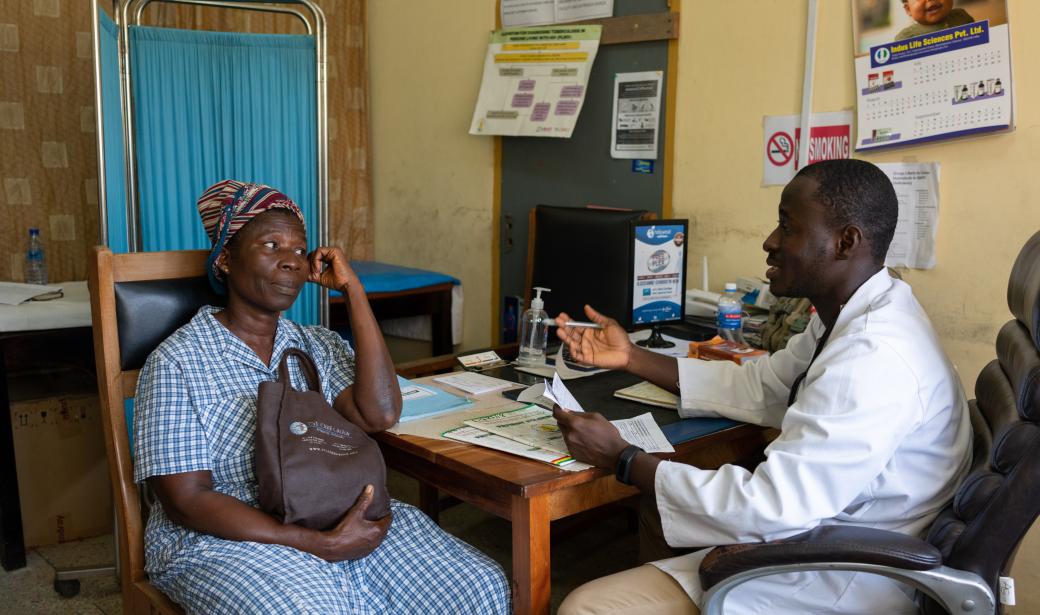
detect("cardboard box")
[689,337,769,365]
[9,393,112,548]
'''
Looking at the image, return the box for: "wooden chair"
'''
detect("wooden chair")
[87,246,224,615]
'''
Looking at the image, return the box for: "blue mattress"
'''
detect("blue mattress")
[330,261,459,297]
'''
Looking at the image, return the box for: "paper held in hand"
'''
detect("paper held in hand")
[611,413,674,454]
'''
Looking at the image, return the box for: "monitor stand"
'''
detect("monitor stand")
[635,324,675,349]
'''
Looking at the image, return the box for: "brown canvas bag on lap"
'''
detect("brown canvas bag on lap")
[255,348,391,529]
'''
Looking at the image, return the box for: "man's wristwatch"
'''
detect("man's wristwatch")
[615,445,645,485]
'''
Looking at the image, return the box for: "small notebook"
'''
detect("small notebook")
[613,381,679,409]
[398,376,473,422]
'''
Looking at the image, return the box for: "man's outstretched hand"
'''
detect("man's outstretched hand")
[555,305,633,371]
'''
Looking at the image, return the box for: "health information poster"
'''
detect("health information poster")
[632,223,686,325]
[611,71,663,160]
[469,25,601,138]
[877,162,940,270]
[851,0,1012,150]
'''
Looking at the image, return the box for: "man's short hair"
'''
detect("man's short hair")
[795,159,898,263]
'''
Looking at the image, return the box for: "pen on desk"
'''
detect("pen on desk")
[541,318,603,329]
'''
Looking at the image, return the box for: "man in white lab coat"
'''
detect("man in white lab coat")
[554,159,972,615]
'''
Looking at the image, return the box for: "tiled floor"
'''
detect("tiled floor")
[3,469,1038,614]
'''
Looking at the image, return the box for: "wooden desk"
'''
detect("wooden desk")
[376,367,771,615]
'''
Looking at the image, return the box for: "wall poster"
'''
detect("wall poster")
[469,25,601,138]
[852,0,1012,150]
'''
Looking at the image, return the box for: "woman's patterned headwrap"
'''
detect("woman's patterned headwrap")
[196,179,305,294]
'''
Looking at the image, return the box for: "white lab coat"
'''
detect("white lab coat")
[651,270,972,614]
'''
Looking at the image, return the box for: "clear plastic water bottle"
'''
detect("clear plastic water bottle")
[518,287,550,367]
[25,228,47,286]
[716,282,746,344]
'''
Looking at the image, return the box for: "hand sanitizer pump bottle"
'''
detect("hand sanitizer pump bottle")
[518,287,550,367]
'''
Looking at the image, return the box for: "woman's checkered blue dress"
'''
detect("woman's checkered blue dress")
[133,307,510,614]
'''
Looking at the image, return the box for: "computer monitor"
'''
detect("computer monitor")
[631,219,688,348]
[529,205,648,330]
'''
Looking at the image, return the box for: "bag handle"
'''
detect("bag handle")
[277,348,322,393]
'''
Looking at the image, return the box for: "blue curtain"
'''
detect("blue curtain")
[99,11,129,254]
[129,26,318,325]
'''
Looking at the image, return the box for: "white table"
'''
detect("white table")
[0,281,91,332]
[1,281,92,570]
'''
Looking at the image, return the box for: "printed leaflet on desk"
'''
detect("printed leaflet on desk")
[464,405,570,455]
[442,425,591,471]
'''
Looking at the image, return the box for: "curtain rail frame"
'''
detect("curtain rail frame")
[96,0,329,325]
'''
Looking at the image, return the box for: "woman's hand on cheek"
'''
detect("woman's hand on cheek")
[307,246,360,292]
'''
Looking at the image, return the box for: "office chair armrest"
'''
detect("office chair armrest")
[699,525,942,590]
[700,561,995,615]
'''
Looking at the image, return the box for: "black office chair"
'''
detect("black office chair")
[699,231,1040,615]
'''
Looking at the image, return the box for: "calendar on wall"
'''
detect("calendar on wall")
[851,0,1012,151]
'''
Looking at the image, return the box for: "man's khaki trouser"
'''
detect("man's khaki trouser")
[558,496,701,615]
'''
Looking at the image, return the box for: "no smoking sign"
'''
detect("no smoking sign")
[762,111,853,186]
[767,131,794,166]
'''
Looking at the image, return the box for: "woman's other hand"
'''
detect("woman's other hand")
[307,246,361,293]
[555,305,634,371]
[317,485,393,562]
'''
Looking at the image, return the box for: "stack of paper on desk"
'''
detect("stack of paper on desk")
[433,372,518,395]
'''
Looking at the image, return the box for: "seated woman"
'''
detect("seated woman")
[133,180,510,614]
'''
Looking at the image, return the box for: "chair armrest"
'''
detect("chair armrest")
[699,525,942,590]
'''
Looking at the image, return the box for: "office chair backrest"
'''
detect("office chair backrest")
[922,231,1040,615]
[88,246,218,613]
[526,205,653,327]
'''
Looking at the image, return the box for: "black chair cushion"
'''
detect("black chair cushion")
[996,319,1040,421]
[975,360,1020,441]
[1008,230,1040,347]
[115,277,225,371]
